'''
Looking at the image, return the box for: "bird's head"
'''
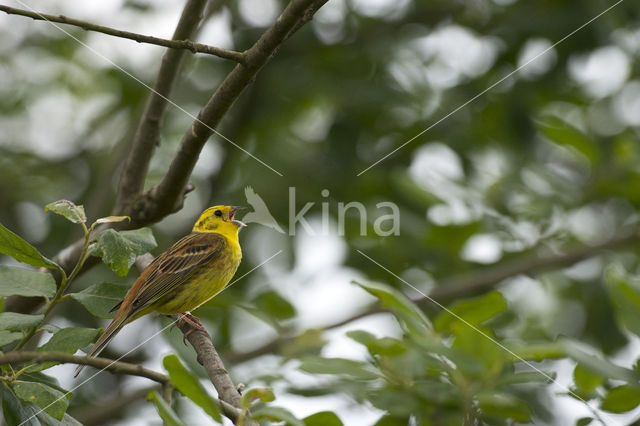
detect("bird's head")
[193,205,246,234]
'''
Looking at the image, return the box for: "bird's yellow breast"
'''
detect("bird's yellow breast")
[154,234,242,314]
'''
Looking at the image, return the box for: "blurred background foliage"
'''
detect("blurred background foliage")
[1,0,640,424]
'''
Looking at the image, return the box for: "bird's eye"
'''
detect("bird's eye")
[214,210,222,217]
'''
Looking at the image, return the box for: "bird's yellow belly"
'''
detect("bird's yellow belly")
[155,246,241,314]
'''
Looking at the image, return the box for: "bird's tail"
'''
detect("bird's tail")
[74,312,130,377]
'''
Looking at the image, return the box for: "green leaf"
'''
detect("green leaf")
[573,364,604,393]
[281,328,327,360]
[368,389,422,418]
[17,372,65,395]
[253,290,296,321]
[148,391,185,426]
[539,115,598,162]
[563,340,640,383]
[2,383,40,426]
[304,411,343,426]
[601,385,640,413]
[92,228,156,277]
[37,327,99,353]
[37,410,83,426]
[12,381,70,421]
[496,371,556,386]
[508,342,566,361]
[450,325,504,377]
[0,266,56,300]
[476,392,531,422]
[576,417,594,426]
[0,330,24,347]
[162,355,222,422]
[252,405,304,426]
[353,280,432,336]
[299,356,378,380]
[241,387,276,410]
[374,415,409,426]
[605,264,640,338]
[44,200,86,224]
[0,313,44,332]
[68,282,129,318]
[0,222,61,271]
[346,330,406,356]
[434,291,507,332]
[411,338,484,375]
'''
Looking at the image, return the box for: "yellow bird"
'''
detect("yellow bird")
[75,205,246,377]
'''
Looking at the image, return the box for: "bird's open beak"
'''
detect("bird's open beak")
[229,206,247,228]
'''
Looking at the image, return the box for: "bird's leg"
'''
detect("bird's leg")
[176,312,210,345]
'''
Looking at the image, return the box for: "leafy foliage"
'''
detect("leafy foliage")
[251,405,304,426]
[601,386,640,413]
[163,355,222,422]
[37,328,99,354]
[44,200,86,225]
[147,391,185,426]
[304,411,344,426]
[0,223,61,272]
[0,266,55,300]
[12,381,70,421]
[0,313,45,332]
[252,290,297,321]
[1,0,640,424]
[91,228,157,277]
[68,282,130,319]
[0,207,157,423]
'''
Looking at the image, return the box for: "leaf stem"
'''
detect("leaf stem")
[13,224,93,350]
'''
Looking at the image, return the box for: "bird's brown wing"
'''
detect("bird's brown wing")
[124,232,227,314]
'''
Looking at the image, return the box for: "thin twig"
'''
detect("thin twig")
[13,226,92,350]
[7,0,327,286]
[2,350,245,423]
[0,351,169,384]
[0,4,244,62]
[114,0,211,216]
[426,230,640,302]
[140,0,328,222]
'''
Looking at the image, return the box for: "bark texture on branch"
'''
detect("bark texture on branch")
[176,319,257,425]
[4,0,212,311]
[10,0,327,290]
[0,351,168,383]
[0,4,243,61]
[114,0,211,217]
[141,0,328,223]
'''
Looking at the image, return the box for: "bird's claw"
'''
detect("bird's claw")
[176,312,209,345]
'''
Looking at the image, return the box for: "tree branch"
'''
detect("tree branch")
[0,4,244,62]
[0,351,168,384]
[7,0,327,300]
[137,0,328,223]
[175,320,239,406]
[175,319,258,425]
[224,230,640,363]
[114,0,210,216]
[425,230,640,303]
[7,0,213,293]
[2,349,244,423]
